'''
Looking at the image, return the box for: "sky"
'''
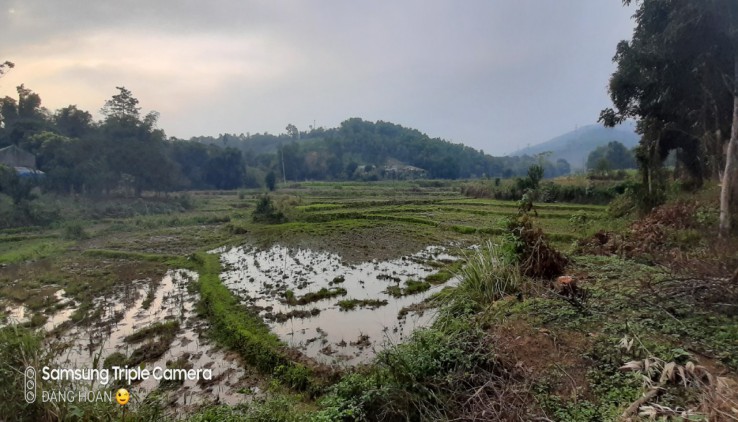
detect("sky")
[0,1,636,155]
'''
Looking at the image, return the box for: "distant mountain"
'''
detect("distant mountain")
[510,122,639,171]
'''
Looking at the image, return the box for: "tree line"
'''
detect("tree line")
[0,83,573,196]
[0,85,248,195]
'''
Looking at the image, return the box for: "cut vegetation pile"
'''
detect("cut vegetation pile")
[508,214,568,280]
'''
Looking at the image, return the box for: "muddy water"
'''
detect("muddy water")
[3,270,255,413]
[219,245,461,365]
[2,289,76,332]
[58,270,252,408]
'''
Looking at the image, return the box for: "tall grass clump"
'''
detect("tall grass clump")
[0,325,165,420]
[452,240,523,308]
[0,325,46,420]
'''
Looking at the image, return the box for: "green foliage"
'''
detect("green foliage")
[252,195,286,224]
[192,118,572,181]
[317,317,495,421]
[601,0,735,185]
[0,238,68,264]
[451,240,522,308]
[314,373,384,421]
[0,325,164,420]
[190,396,304,422]
[586,141,637,171]
[0,325,45,420]
[336,298,388,311]
[462,178,625,205]
[286,287,347,305]
[124,320,180,343]
[61,221,88,240]
[568,210,589,226]
[265,170,277,191]
[611,181,666,216]
[527,164,544,189]
[385,279,431,297]
[274,364,313,391]
[424,268,456,285]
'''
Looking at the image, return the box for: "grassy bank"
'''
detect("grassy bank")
[190,252,319,392]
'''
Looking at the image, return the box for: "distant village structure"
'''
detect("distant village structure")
[383,164,427,179]
[0,145,44,177]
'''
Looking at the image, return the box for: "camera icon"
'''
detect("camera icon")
[24,367,36,404]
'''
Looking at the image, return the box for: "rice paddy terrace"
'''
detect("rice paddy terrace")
[0,180,613,412]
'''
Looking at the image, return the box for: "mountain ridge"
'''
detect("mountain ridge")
[510,122,639,170]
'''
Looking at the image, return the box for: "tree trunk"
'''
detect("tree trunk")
[719,54,738,238]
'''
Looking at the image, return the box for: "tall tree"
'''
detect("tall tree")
[0,85,48,148]
[601,0,735,189]
[285,123,298,140]
[100,86,140,121]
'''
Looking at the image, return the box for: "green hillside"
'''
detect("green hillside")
[187,118,573,181]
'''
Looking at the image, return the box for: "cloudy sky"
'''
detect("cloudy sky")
[0,1,635,154]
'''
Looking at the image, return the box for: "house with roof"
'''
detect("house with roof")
[0,145,44,177]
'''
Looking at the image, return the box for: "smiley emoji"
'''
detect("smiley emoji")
[115,388,129,405]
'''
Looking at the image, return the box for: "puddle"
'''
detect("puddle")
[219,245,462,365]
[1,289,75,332]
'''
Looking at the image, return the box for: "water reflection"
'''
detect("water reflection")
[219,245,461,365]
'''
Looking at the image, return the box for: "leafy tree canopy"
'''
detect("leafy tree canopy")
[586,141,637,171]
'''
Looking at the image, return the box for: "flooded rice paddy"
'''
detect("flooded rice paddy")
[2,270,254,411]
[0,242,466,410]
[219,244,463,365]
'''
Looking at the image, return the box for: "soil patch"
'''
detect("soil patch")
[491,318,593,400]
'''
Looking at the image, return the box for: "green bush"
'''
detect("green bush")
[62,221,88,240]
[252,195,286,224]
[314,372,387,421]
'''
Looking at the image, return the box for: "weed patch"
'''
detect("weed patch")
[385,279,431,297]
[336,299,388,311]
[286,287,347,305]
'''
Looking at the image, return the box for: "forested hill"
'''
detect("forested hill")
[185,118,572,181]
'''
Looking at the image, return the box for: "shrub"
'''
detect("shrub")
[252,195,286,224]
[62,221,88,240]
[265,171,277,191]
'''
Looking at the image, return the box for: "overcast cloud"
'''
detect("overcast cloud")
[0,1,635,154]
